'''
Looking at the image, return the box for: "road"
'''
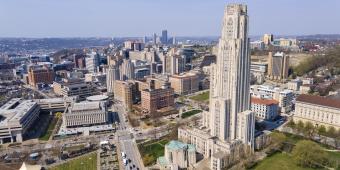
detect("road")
[113,102,144,170]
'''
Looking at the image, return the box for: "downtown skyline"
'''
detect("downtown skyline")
[1,0,340,38]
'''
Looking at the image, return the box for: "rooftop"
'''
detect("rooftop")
[70,102,102,112]
[296,94,340,109]
[0,98,38,127]
[166,140,196,152]
[251,97,279,105]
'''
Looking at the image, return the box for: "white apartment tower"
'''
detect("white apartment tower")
[207,4,254,143]
[106,65,120,94]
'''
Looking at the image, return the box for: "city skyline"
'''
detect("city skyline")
[1,0,340,38]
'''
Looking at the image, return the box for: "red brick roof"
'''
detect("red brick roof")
[296,94,340,109]
[251,97,279,106]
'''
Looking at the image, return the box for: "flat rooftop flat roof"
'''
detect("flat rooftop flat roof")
[0,98,38,126]
[70,102,101,112]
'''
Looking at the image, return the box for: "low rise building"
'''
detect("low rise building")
[157,140,197,170]
[300,84,312,94]
[169,72,199,95]
[53,78,97,100]
[35,97,77,111]
[251,97,279,120]
[0,98,40,143]
[294,94,340,130]
[251,85,294,114]
[63,101,108,128]
[287,79,302,91]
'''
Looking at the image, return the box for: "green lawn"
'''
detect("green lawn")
[181,110,202,118]
[138,139,169,166]
[252,152,316,170]
[190,91,209,102]
[252,132,340,170]
[39,117,58,141]
[50,152,97,170]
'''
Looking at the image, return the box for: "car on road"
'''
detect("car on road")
[121,152,126,158]
[123,158,128,166]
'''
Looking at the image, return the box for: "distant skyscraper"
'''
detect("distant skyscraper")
[172,36,177,45]
[143,36,147,44]
[161,30,168,44]
[153,33,157,45]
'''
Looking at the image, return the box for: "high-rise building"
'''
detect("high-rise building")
[208,3,254,142]
[153,33,157,45]
[120,59,135,80]
[86,51,100,73]
[177,4,255,170]
[267,52,289,81]
[28,65,54,87]
[114,80,135,110]
[106,65,120,94]
[161,30,168,44]
[263,34,273,45]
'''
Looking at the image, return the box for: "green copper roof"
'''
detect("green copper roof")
[166,140,196,152]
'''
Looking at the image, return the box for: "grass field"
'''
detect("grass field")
[50,152,97,170]
[252,152,315,170]
[138,139,169,166]
[181,110,202,118]
[251,132,340,170]
[190,91,209,102]
[39,117,58,141]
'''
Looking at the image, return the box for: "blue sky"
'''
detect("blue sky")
[0,0,339,37]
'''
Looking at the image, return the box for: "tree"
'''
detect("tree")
[317,125,327,142]
[326,126,337,138]
[269,132,286,151]
[286,120,296,129]
[296,120,305,134]
[292,140,328,168]
[304,122,315,138]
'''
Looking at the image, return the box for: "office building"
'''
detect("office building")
[120,59,135,80]
[53,78,97,100]
[153,33,157,45]
[294,94,340,130]
[267,52,289,81]
[35,97,76,111]
[262,34,273,45]
[287,79,302,91]
[250,62,267,84]
[85,51,100,73]
[169,72,199,95]
[64,101,108,128]
[250,85,294,114]
[0,98,40,143]
[157,140,197,169]
[251,97,279,120]
[28,65,54,87]
[114,80,135,110]
[141,82,175,114]
[250,41,265,50]
[124,41,145,51]
[178,4,255,170]
[162,30,168,44]
[106,65,120,94]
